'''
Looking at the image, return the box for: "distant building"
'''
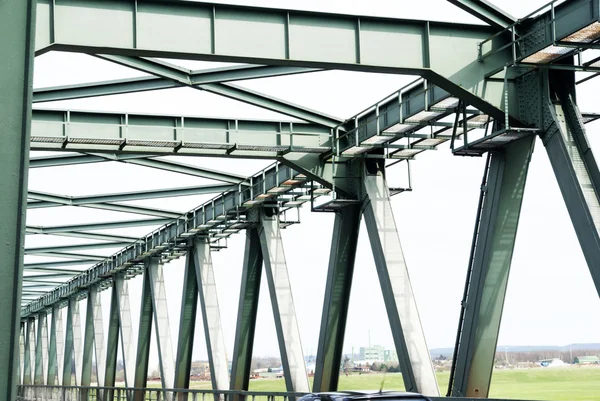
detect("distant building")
[383,349,398,363]
[359,345,384,362]
[574,356,600,364]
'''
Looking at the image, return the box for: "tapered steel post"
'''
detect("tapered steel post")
[258,209,310,393]
[148,258,176,391]
[230,227,263,392]
[18,323,25,386]
[363,167,439,396]
[48,305,64,386]
[82,293,95,390]
[174,251,199,393]
[34,312,48,385]
[193,239,230,390]
[0,0,36,398]
[90,286,107,400]
[450,137,534,397]
[134,269,153,401]
[544,69,600,288]
[63,297,83,386]
[115,275,136,390]
[313,205,361,392]
[105,282,121,401]
[23,319,35,385]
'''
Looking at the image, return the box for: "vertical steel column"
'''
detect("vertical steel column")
[230,227,263,391]
[23,319,34,385]
[90,287,107,400]
[258,209,310,393]
[193,239,230,390]
[19,323,25,386]
[34,312,48,385]
[134,268,153,400]
[105,282,120,394]
[48,305,64,385]
[544,70,600,287]
[363,170,439,396]
[174,251,198,391]
[313,205,362,392]
[0,0,35,398]
[82,293,95,387]
[450,138,534,397]
[116,275,136,389]
[63,298,83,386]
[148,258,176,390]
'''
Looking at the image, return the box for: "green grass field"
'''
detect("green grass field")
[186,367,600,400]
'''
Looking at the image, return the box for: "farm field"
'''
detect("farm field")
[185,367,600,400]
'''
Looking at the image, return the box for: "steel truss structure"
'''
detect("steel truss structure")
[5,0,600,400]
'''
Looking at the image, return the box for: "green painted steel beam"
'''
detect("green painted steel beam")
[30,109,331,160]
[313,205,361,392]
[34,0,515,119]
[1,0,36,398]
[24,260,97,270]
[25,242,133,254]
[446,0,515,30]
[24,251,106,261]
[26,218,171,233]
[450,137,535,397]
[28,184,232,206]
[95,56,341,127]
[26,228,139,243]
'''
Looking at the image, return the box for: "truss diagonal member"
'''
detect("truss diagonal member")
[24,251,105,261]
[26,228,139,244]
[258,208,310,393]
[363,168,439,396]
[96,55,341,127]
[29,153,251,185]
[446,0,515,30]
[26,218,171,234]
[147,258,176,391]
[193,239,229,391]
[27,191,183,219]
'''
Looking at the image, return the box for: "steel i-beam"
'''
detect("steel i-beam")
[116,275,136,390]
[363,166,439,396]
[148,258,176,391]
[135,268,153,400]
[230,227,263,392]
[105,281,120,399]
[34,312,48,385]
[174,250,199,393]
[450,137,535,397]
[545,69,600,293]
[90,287,106,399]
[82,292,95,389]
[18,324,25,386]
[193,239,229,391]
[63,297,83,386]
[1,0,36,398]
[313,205,362,392]
[23,319,35,386]
[258,209,310,393]
[47,305,64,386]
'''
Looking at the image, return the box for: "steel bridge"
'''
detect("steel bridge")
[5,0,600,399]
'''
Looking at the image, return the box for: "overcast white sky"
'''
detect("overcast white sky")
[25,0,600,370]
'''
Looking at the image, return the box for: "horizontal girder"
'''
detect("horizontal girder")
[31,109,331,159]
[35,0,514,119]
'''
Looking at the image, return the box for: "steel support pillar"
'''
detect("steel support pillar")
[90,287,107,400]
[34,312,48,385]
[116,275,136,389]
[193,239,229,391]
[47,305,64,385]
[148,258,176,390]
[23,319,35,385]
[258,209,310,393]
[0,0,36,397]
[134,269,153,401]
[363,168,439,396]
[82,293,95,388]
[450,137,535,397]
[230,227,263,391]
[63,297,83,386]
[174,251,198,392]
[19,324,25,385]
[313,205,362,392]
[544,69,600,288]
[105,282,120,400]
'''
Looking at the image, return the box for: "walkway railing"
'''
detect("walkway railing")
[17,385,306,401]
